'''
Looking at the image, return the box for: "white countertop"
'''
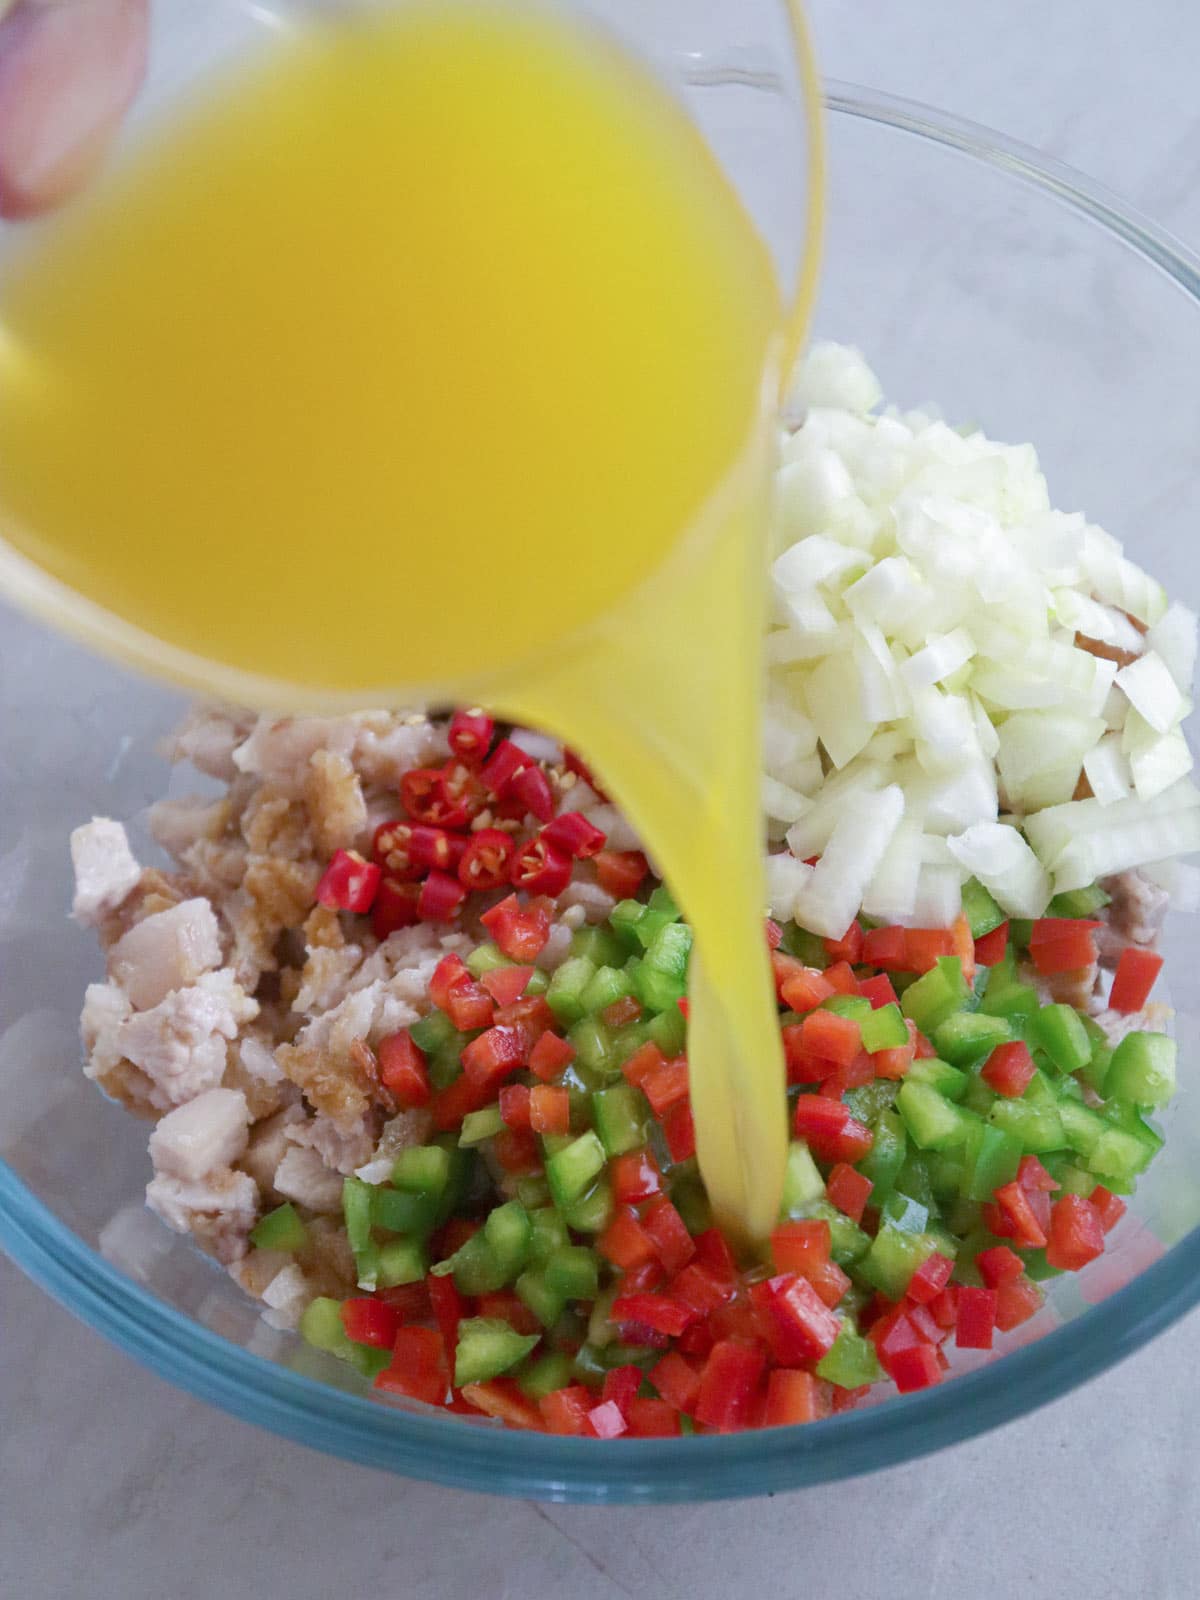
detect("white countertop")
[6,3,1200,1595]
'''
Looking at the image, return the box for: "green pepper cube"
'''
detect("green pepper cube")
[299,1296,351,1355]
[570,925,628,968]
[466,940,512,977]
[391,1143,452,1196]
[647,1003,687,1057]
[518,1349,576,1397]
[961,877,1006,938]
[484,1201,533,1278]
[459,1106,505,1146]
[880,1190,929,1235]
[432,1230,508,1296]
[901,957,969,1035]
[560,1176,614,1235]
[1106,1031,1176,1109]
[934,1011,1013,1067]
[377,1236,427,1288]
[779,1140,825,1218]
[857,1225,938,1300]
[408,1009,458,1056]
[454,1318,540,1387]
[1047,884,1111,918]
[342,1175,374,1256]
[816,1322,883,1389]
[529,1205,571,1264]
[250,1202,307,1254]
[1029,1004,1092,1075]
[515,1268,566,1329]
[859,1002,908,1054]
[856,1107,907,1194]
[544,1244,601,1301]
[897,1080,973,1151]
[592,1083,648,1157]
[371,1185,440,1236]
[547,1131,607,1208]
[959,1120,1023,1202]
[907,1057,970,1102]
[823,994,874,1022]
[609,900,647,950]
[581,963,636,1017]
[547,957,597,1026]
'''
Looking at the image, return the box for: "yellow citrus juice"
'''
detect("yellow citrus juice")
[0,3,791,1239]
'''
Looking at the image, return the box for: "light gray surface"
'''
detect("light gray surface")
[5,2,1200,1595]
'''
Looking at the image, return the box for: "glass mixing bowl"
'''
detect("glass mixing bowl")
[3,78,1200,1503]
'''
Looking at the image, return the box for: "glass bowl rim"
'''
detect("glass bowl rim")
[4,79,1200,1503]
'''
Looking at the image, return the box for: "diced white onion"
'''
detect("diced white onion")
[1082,735,1134,807]
[1115,651,1187,734]
[1146,602,1198,693]
[945,823,1051,917]
[764,852,813,923]
[792,784,904,938]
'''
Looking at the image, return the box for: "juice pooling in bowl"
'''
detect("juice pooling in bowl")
[0,3,814,1240]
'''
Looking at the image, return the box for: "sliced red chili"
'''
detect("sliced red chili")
[480,738,530,797]
[510,836,573,896]
[409,824,468,874]
[593,849,649,898]
[315,849,381,913]
[417,869,468,922]
[457,828,517,892]
[447,708,495,765]
[372,876,422,939]
[371,818,421,879]
[400,768,469,828]
[542,810,607,859]
[509,764,556,824]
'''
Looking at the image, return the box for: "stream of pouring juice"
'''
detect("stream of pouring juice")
[0,4,791,1241]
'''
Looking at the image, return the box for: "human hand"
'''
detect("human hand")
[0,0,149,219]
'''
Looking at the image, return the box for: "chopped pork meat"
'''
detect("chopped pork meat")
[149,1087,251,1182]
[1096,869,1170,966]
[108,897,224,1010]
[70,819,142,927]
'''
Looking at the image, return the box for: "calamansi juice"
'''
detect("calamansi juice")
[0,3,796,1240]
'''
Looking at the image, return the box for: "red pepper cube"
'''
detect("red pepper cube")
[601,995,643,1031]
[693,1227,739,1284]
[1109,946,1165,1013]
[461,1379,542,1430]
[377,1029,431,1109]
[763,1369,831,1428]
[426,1273,463,1356]
[779,966,835,1014]
[594,850,649,898]
[799,1009,862,1069]
[869,1304,927,1376]
[601,1364,644,1418]
[928,1285,960,1331]
[993,1181,1049,1249]
[761,1273,840,1364]
[955,1285,998,1350]
[510,836,573,897]
[598,1206,658,1271]
[611,1149,662,1206]
[494,995,556,1039]
[901,927,955,973]
[625,1397,681,1437]
[373,1326,448,1406]
[765,919,783,951]
[857,972,899,1010]
[460,1024,529,1091]
[694,1339,767,1433]
[871,1040,914,1081]
[889,1343,943,1393]
[805,1258,851,1310]
[1017,1154,1060,1193]
[621,1041,668,1090]
[1028,918,1101,976]
[1089,1184,1128,1233]
[527,1029,575,1083]
[981,1040,1036,1098]
[641,1057,690,1117]
[339,1297,402,1350]
[825,1162,873,1224]
[641,1195,696,1275]
[770,1219,831,1277]
[480,893,552,962]
[619,1259,667,1296]
[479,964,534,1009]
[822,960,860,995]
[669,1262,735,1318]
[428,1073,489,1132]
[862,924,908,969]
[661,1102,697,1164]
[904,1301,947,1347]
[443,975,495,1032]
[1046,1194,1107,1271]
[492,1125,540,1173]
[823,921,864,964]
[372,876,422,938]
[585,1399,627,1440]
[315,849,382,914]
[430,952,470,1012]
[529,1083,570,1136]
[906,1251,955,1306]
[611,1292,697,1338]
[542,810,608,859]
[509,764,557,824]
[498,1083,532,1130]
[792,1095,873,1165]
[973,921,1010,967]
[539,1385,594,1436]
[650,1351,702,1413]
[994,1273,1043,1332]
[476,1290,542,1338]
[976,1245,1025,1288]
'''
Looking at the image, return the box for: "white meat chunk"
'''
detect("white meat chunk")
[260,1264,314,1331]
[1092,1001,1171,1049]
[239,1104,305,1194]
[355,1108,434,1183]
[70,819,141,927]
[286,1113,376,1176]
[80,980,133,1080]
[1097,869,1171,966]
[117,969,259,1109]
[148,1087,250,1182]
[147,796,229,860]
[109,898,224,1010]
[273,1145,345,1212]
[162,706,251,780]
[144,1168,258,1264]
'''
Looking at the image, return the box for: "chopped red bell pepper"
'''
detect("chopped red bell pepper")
[765,919,783,951]
[528,1028,576,1082]
[770,1218,831,1277]
[593,849,649,897]
[661,1102,697,1163]
[611,1149,663,1206]
[447,708,495,765]
[460,1024,529,1090]
[479,964,534,1008]
[824,921,864,964]
[509,764,557,824]
[430,953,470,1012]
[976,1245,1025,1288]
[826,1162,873,1224]
[954,1285,998,1350]
[799,1009,862,1068]
[494,994,556,1038]
[462,1379,542,1430]
[480,893,552,961]
[586,1399,628,1440]
[981,1040,1036,1098]
[822,961,860,995]
[951,915,976,983]
[315,849,381,913]
[779,966,836,1013]
[1028,918,1101,975]
[670,1262,735,1316]
[906,1252,955,1306]
[492,1124,540,1173]
[650,1351,702,1413]
[374,1326,448,1405]
[993,1273,1043,1331]
[1046,1194,1106,1271]
[619,1260,667,1295]
[641,1057,690,1117]
[857,972,899,1009]
[417,868,468,923]
[641,1195,696,1275]
[601,1364,643,1417]
[498,1083,532,1129]
[862,924,908,969]
[377,1029,431,1108]
[901,927,955,973]
[539,1385,594,1436]
[992,1181,1049,1249]
[1089,1185,1127,1232]
[792,1096,873,1164]
[1109,946,1164,1013]
[611,1293,697,1337]
[529,1083,570,1135]
[763,1369,831,1427]
[457,828,518,892]
[372,876,422,939]
[626,1397,681,1437]
[426,1272,463,1357]
[621,1041,668,1089]
[1017,1155,1060,1193]
[928,1285,960,1330]
[601,995,644,1030]
[444,975,495,1032]
[972,920,1009,967]
[889,1343,943,1393]
[694,1339,767,1432]
[428,1071,488,1131]
[340,1297,402,1349]
[759,1273,840,1363]
[542,810,607,859]
[694,1228,738,1283]
[598,1206,658,1270]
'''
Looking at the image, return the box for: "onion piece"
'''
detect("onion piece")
[945,823,1051,917]
[792,784,904,939]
